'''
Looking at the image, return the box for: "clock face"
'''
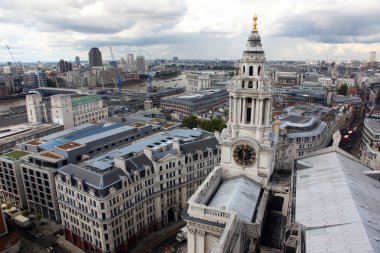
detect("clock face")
[233,144,256,166]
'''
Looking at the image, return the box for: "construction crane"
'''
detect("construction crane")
[109,47,123,92]
[5,45,21,72]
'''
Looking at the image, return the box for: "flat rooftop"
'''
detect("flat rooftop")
[57,141,82,150]
[364,116,380,133]
[39,151,64,160]
[0,123,61,145]
[1,150,30,160]
[85,128,204,171]
[38,123,136,150]
[281,115,311,124]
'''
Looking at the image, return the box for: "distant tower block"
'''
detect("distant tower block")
[144,99,153,111]
[368,51,376,63]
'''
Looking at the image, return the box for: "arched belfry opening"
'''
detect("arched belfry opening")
[249,66,253,76]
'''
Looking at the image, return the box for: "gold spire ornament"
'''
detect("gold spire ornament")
[253,14,258,32]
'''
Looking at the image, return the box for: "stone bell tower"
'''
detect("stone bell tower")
[219,15,274,186]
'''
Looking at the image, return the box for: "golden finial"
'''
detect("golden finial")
[252,14,258,32]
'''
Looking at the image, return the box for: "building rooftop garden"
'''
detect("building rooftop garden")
[2,150,30,159]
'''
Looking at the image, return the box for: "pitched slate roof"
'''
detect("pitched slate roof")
[125,153,153,176]
[181,137,219,154]
[59,164,126,190]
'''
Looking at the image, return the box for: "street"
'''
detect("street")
[149,231,186,253]
[8,219,66,253]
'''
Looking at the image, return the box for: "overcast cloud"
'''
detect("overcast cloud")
[1,0,380,62]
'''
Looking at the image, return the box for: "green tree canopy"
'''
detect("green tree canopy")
[337,84,348,95]
[182,115,199,129]
[182,115,226,132]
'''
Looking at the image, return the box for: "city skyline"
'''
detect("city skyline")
[1,0,380,62]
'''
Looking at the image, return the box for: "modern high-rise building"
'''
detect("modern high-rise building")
[59,59,73,73]
[127,54,134,66]
[185,15,274,253]
[89,48,103,67]
[136,55,146,73]
[368,51,376,63]
[75,56,80,65]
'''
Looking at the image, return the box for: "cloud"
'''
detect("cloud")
[1,0,380,62]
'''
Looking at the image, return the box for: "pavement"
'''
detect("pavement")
[57,236,85,253]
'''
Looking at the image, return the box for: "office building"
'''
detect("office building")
[368,51,376,63]
[127,54,134,66]
[0,123,63,153]
[20,122,159,222]
[185,15,274,253]
[274,105,351,170]
[274,72,301,86]
[23,71,47,87]
[89,48,103,67]
[75,56,80,65]
[55,128,221,252]
[0,150,30,209]
[50,94,108,129]
[362,110,380,146]
[136,56,146,73]
[186,71,229,91]
[59,59,73,73]
[26,94,52,124]
[331,95,364,123]
[161,89,228,117]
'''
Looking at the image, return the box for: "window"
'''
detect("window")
[249,66,253,76]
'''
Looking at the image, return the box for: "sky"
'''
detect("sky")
[1,0,380,62]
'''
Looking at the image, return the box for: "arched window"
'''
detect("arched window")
[243,66,245,74]
[258,66,262,76]
[242,81,245,88]
[248,81,253,88]
[249,66,253,76]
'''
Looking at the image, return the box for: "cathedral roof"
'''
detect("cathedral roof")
[208,177,262,222]
[295,149,380,252]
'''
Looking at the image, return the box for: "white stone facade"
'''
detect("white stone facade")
[185,17,274,253]
[51,94,108,129]
[55,132,221,253]
[186,71,229,91]
[26,94,51,124]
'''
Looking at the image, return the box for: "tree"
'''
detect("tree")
[21,209,29,216]
[35,213,42,223]
[337,84,348,96]
[182,115,199,129]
